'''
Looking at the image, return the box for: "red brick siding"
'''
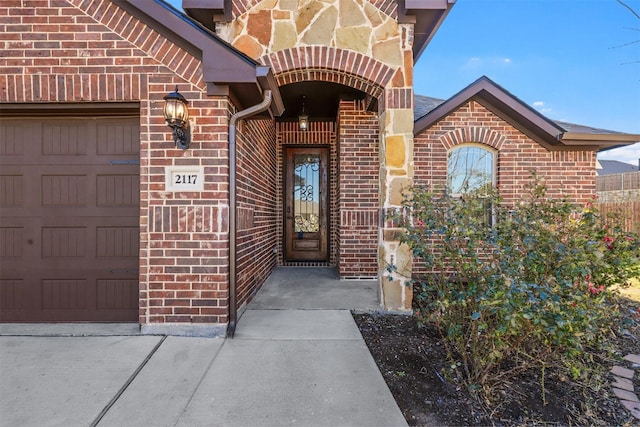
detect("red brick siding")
[0,0,232,326]
[337,100,379,278]
[236,118,278,309]
[414,101,596,205]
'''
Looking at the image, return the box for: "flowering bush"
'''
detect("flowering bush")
[392,178,640,401]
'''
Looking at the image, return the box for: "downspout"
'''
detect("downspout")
[227,89,273,338]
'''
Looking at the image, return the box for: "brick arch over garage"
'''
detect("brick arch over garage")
[438,126,508,151]
[260,46,395,99]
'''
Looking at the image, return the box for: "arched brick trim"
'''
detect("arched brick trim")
[69,0,205,89]
[368,0,399,18]
[231,0,255,17]
[438,127,507,151]
[260,47,393,99]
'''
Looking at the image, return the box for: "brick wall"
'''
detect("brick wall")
[0,0,233,332]
[415,101,597,205]
[412,101,598,278]
[236,118,278,310]
[337,99,379,278]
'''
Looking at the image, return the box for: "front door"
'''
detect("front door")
[284,147,328,261]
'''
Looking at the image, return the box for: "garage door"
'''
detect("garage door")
[0,114,140,322]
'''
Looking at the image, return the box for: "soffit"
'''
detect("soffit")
[401,0,457,60]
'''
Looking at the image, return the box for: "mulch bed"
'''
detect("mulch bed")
[353,297,640,426]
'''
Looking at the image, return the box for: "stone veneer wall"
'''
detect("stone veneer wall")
[218,0,407,76]
[0,0,235,334]
[218,0,417,308]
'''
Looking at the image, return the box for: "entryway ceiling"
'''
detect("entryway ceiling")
[277,82,368,121]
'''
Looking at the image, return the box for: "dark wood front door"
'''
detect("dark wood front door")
[284,147,328,261]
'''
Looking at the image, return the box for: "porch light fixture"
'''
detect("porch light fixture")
[163,86,191,149]
[298,95,309,131]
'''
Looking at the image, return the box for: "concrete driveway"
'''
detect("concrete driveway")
[0,268,407,427]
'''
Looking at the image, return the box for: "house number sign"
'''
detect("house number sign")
[165,166,204,191]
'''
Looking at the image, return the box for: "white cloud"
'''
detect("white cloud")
[463,56,513,69]
[532,101,553,114]
[597,142,640,165]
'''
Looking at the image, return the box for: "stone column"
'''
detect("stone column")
[378,24,415,311]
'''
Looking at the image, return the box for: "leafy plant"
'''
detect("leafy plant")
[391,176,640,402]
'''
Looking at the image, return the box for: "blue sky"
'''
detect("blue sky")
[415,0,640,165]
[167,0,640,164]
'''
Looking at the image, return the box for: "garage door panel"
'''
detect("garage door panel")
[0,279,26,310]
[97,279,138,310]
[0,115,140,322]
[96,226,139,258]
[0,175,24,207]
[96,174,140,206]
[0,120,38,158]
[0,227,24,257]
[41,175,88,207]
[41,226,87,258]
[42,279,90,310]
[42,122,89,156]
[97,121,139,155]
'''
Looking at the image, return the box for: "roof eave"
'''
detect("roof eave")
[401,0,457,60]
[116,0,282,114]
[182,0,229,31]
[414,76,566,148]
[560,133,640,151]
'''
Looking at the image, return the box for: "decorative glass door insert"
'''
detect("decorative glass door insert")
[285,147,328,261]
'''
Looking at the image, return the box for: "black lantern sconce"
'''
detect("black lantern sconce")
[298,95,309,131]
[163,86,191,149]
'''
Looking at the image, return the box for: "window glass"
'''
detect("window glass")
[447,145,494,195]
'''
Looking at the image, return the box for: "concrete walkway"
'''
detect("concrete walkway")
[0,268,407,427]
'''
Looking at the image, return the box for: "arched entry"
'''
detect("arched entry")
[274,79,379,278]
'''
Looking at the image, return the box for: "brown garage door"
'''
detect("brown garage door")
[0,114,140,322]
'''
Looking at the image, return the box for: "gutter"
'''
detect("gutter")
[227,89,273,338]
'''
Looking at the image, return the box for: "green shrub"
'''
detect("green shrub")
[392,178,640,401]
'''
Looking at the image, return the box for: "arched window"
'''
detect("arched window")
[447,144,495,196]
[447,144,496,226]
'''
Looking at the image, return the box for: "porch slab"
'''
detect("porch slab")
[248,267,380,311]
[236,309,363,340]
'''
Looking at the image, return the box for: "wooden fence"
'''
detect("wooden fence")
[596,171,640,191]
[596,201,640,233]
[596,172,640,232]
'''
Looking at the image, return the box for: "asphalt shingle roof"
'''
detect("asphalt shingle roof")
[598,160,638,175]
[413,94,625,136]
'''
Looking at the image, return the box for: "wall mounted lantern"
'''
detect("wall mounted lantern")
[298,95,309,131]
[163,86,191,149]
